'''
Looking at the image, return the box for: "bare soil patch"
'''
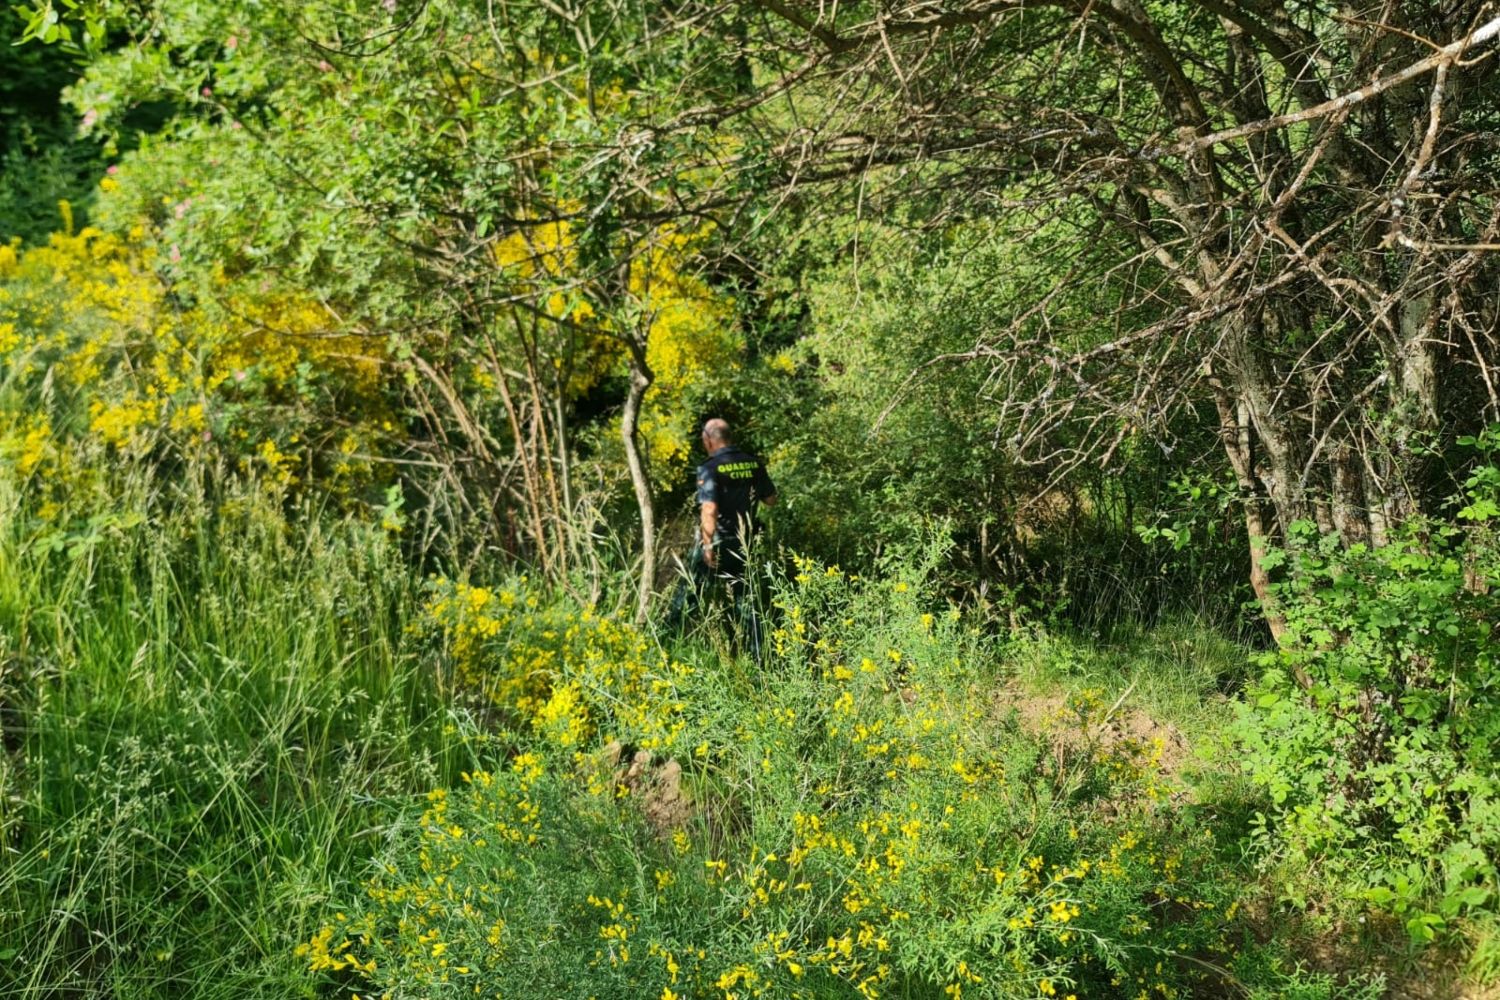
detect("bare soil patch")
[602,740,693,836]
[995,682,1193,781]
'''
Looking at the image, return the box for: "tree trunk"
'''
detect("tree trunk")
[1209,370,1288,643]
[620,339,656,624]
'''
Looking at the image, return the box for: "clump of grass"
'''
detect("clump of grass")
[1466,915,1500,987]
[0,477,472,998]
[1004,615,1250,736]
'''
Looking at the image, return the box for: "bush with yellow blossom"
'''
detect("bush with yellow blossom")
[304,561,1260,999]
[414,576,690,758]
[0,191,401,525]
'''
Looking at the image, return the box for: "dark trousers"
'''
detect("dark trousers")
[665,540,763,661]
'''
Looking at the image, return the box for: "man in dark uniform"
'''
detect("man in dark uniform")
[667,418,777,654]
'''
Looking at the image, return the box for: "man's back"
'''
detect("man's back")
[697,445,775,547]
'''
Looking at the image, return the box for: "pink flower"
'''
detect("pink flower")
[317,59,332,72]
[106,164,119,175]
[81,109,98,129]
[169,245,182,263]
[225,35,238,50]
[230,120,242,130]
[201,430,213,443]
[201,86,212,98]
[234,370,248,383]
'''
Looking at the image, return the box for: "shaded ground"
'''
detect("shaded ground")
[1000,670,1500,1000]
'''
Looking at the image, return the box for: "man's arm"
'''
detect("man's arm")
[755,463,778,508]
[696,464,720,569]
[700,500,719,568]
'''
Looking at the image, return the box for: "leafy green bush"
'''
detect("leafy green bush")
[0,7,107,246]
[1230,436,1500,941]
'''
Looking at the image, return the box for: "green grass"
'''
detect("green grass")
[0,479,474,998]
[0,475,1452,999]
[1004,616,1251,737]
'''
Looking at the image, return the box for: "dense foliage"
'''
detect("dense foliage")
[314,565,1249,999]
[1233,434,1500,942]
[5,0,1500,996]
[0,10,104,244]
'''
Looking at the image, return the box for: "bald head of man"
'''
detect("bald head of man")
[701,418,732,452]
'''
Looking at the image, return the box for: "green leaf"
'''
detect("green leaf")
[1457,497,1500,522]
[1405,911,1444,944]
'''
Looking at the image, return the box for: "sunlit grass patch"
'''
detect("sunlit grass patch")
[0,481,471,998]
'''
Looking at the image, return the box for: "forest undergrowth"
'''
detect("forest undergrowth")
[6,0,1500,993]
[0,474,1435,1000]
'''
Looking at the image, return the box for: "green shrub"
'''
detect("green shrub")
[307,557,1253,998]
[1230,439,1500,941]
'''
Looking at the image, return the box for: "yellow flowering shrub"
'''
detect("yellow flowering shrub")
[491,216,617,400]
[487,211,738,426]
[634,226,739,471]
[490,209,742,482]
[416,577,689,755]
[307,564,1250,999]
[0,205,398,512]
